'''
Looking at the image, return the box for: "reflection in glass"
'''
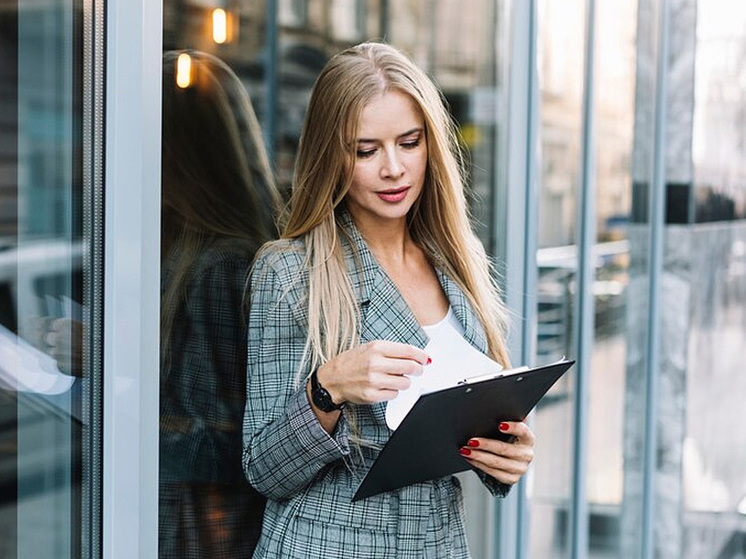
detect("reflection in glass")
[159,50,280,558]
[692,1,746,221]
[0,0,90,557]
[530,0,586,555]
[585,1,638,556]
[683,3,746,555]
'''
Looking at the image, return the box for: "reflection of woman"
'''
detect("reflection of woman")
[160,50,279,558]
[243,42,535,558]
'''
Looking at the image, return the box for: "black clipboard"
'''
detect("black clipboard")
[352,358,574,501]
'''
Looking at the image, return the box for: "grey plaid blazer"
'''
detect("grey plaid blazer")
[243,209,509,558]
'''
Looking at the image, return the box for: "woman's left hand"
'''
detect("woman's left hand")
[459,421,535,486]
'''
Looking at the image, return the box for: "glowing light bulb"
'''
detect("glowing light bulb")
[176,53,192,89]
[212,9,227,44]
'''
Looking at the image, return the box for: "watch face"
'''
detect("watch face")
[312,370,343,412]
[313,387,335,412]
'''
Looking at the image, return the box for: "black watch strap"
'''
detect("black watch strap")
[310,369,345,412]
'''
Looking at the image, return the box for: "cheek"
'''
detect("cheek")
[411,153,428,185]
[350,165,375,193]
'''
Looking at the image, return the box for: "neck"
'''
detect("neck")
[353,216,413,261]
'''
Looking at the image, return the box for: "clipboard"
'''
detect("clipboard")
[352,358,574,501]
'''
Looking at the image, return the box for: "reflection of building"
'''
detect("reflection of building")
[693,16,746,219]
[537,0,637,248]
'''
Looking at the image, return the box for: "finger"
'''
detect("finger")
[372,371,412,392]
[466,457,526,485]
[367,340,430,366]
[464,450,530,475]
[376,357,425,378]
[498,421,535,445]
[460,449,532,485]
[377,388,402,402]
[461,440,534,464]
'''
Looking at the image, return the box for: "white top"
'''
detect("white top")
[421,306,462,337]
[386,306,503,429]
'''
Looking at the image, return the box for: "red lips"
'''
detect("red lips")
[376,186,409,202]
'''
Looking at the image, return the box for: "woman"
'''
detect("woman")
[243,42,534,558]
[160,50,279,558]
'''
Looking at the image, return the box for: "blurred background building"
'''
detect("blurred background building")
[1,0,745,557]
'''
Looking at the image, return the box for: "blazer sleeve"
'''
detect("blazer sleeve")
[242,250,352,501]
[477,470,512,497]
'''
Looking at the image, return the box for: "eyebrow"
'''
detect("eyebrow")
[356,127,423,144]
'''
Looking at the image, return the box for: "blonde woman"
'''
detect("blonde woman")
[243,42,534,558]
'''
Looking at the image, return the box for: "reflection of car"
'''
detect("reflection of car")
[0,239,83,334]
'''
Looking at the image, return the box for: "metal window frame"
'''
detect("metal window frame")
[497,0,539,557]
[641,0,670,557]
[101,0,162,556]
[569,0,597,556]
[82,0,106,555]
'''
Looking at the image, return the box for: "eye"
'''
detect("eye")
[401,137,421,149]
[356,148,376,159]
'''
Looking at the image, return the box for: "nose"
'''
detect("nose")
[380,147,405,179]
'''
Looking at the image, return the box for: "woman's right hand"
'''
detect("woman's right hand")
[317,340,430,406]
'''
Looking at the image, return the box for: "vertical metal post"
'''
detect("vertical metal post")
[499,0,539,556]
[516,0,539,554]
[264,0,279,167]
[642,0,670,556]
[427,0,437,75]
[570,0,597,556]
[379,0,389,40]
[82,0,106,555]
[103,0,162,556]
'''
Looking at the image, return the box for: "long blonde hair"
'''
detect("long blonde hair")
[161,50,280,367]
[276,42,510,375]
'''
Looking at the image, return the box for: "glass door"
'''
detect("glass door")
[0,0,102,556]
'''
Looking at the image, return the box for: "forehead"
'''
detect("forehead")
[356,90,424,139]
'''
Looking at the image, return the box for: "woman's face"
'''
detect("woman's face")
[345,90,427,232]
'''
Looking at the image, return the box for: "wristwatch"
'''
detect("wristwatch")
[309,368,345,412]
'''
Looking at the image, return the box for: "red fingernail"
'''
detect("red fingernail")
[459,448,471,456]
[426,357,432,365]
[467,439,479,447]
[499,422,509,432]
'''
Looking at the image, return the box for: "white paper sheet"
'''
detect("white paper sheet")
[385,325,503,430]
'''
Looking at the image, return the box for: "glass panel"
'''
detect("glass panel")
[587,1,638,556]
[530,0,586,555]
[158,51,275,559]
[0,0,97,557]
[683,1,746,556]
